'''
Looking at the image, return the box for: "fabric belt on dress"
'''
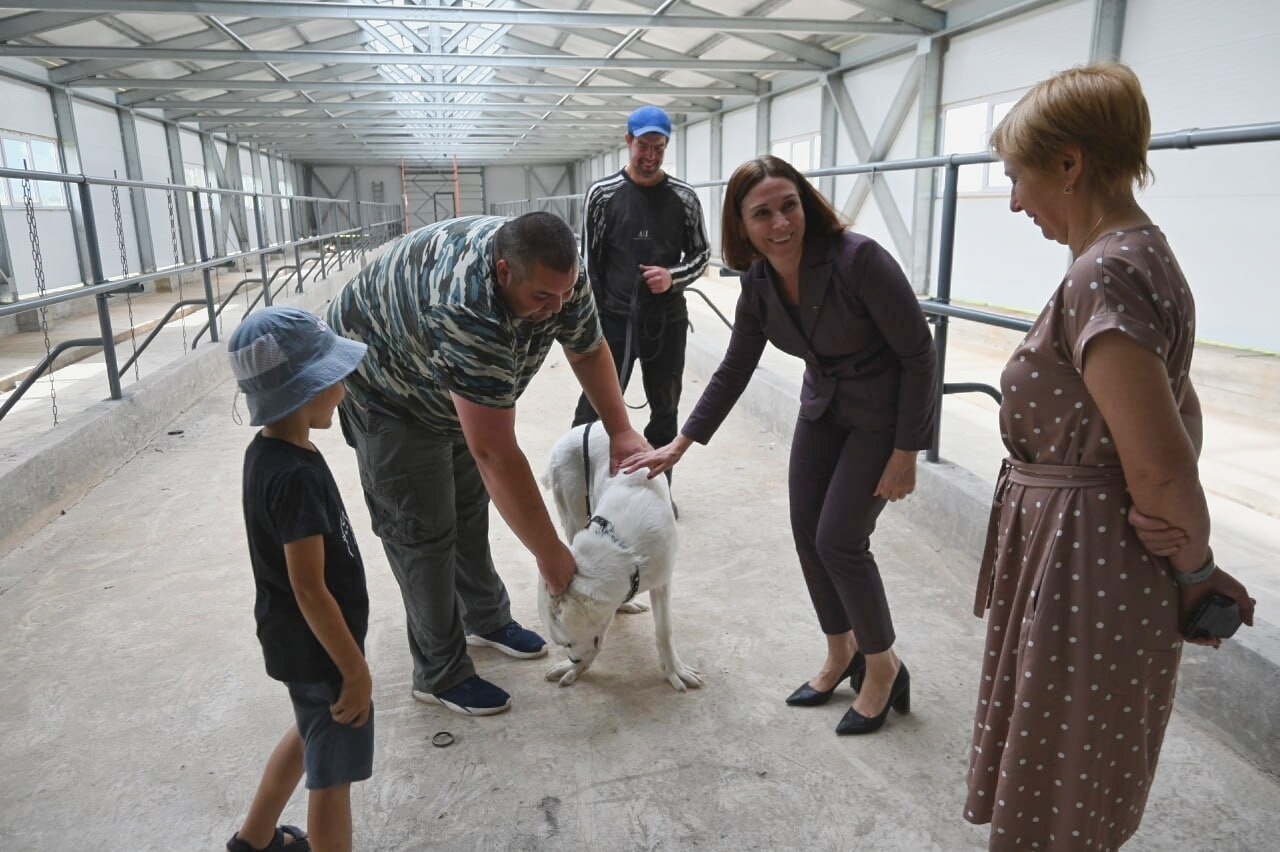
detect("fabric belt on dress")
[972,458,1127,617]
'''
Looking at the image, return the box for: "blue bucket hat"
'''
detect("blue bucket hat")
[227,306,367,426]
[627,105,672,138]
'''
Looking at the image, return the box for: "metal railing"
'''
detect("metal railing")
[0,165,403,423]
[497,121,1280,463]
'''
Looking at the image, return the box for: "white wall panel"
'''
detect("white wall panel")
[0,79,56,138]
[483,165,527,210]
[941,0,1091,105]
[770,86,821,144]
[72,101,135,280]
[720,106,757,178]
[2,210,81,295]
[684,121,712,183]
[684,120,716,253]
[940,1,1092,316]
[1121,0,1280,351]
[134,117,178,269]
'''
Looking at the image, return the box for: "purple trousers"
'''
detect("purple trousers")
[788,412,897,654]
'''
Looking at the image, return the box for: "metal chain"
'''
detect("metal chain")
[22,170,57,425]
[166,189,188,350]
[111,177,140,381]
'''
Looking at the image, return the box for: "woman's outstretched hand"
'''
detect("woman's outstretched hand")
[621,436,692,479]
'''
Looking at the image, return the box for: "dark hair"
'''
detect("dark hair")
[721,155,845,271]
[494,211,579,278]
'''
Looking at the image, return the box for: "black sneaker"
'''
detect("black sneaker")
[413,674,511,716]
[465,620,548,659]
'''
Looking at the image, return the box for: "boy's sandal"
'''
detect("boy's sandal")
[226,825,311,852]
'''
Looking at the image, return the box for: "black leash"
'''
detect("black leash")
[581,419,594,519]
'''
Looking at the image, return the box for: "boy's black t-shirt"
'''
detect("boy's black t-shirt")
[242,433,368,683]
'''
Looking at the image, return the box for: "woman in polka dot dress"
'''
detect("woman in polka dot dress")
[964,62,1255,850]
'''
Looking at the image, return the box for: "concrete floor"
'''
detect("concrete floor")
[2,335,1279,850]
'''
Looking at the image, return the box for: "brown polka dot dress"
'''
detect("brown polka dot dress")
[965,227,1193,850]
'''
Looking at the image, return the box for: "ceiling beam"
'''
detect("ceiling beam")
[848,0,946,31]
[198,116,621,128]
[0,11,96,41]
[101,76,749,98]
[0,1,926,35]
[48,16,288,82]
[156,98,695,117]
[0,44,823,73]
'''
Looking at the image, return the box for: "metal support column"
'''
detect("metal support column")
[77,181,123,400]
[928,163,960,464]
[1090,0,1127,62]
[191,190,220,344]
[266,154,285,246]
[163,122,195,264]
[756,95,772,158]
[252,193,271,306]
[911,36,945,295]
[116,109,156,274]
[48,86,93,284]
[819,75,839,202]
[709,112,723,246]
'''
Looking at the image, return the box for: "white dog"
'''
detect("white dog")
[538,423,703,692]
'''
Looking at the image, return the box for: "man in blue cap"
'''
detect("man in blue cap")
[571,105,710,516]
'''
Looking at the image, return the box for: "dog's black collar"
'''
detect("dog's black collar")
[586,515,642,603]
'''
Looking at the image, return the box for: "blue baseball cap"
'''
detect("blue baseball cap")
[227,306,367,426]
[628,105,672,138]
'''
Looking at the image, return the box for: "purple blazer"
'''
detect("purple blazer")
[682,230,937,450]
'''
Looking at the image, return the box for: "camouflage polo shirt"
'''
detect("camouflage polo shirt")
[326,215,602,437]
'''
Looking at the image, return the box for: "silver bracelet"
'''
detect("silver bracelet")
[1173,554,1217,586]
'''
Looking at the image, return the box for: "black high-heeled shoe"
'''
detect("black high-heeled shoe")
[835,663,910,735]
[784,652,866,707]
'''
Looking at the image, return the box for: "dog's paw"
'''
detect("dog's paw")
[616,599,649,615]
[545,659,582,687]
[663,661,704,692]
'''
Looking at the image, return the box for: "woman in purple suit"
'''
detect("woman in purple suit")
[624,155,937,736]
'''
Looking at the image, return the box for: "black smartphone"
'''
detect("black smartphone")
[1183,592,1243,640]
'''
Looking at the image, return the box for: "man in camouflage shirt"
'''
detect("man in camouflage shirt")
[329,212,647,716]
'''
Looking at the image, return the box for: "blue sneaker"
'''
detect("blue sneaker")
[413,674,511,716]
[465,620,548,659]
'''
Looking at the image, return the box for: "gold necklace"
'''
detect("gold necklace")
[1078,211,1113,253]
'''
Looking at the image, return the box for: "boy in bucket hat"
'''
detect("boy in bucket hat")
[224,306,372,852]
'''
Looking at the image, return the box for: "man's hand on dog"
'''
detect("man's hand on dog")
[539,542,577,596]
[608,427,652,475]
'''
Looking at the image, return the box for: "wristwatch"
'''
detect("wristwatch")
[1173,553,1217,586]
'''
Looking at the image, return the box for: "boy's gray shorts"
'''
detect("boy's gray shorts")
[286,680,375,790]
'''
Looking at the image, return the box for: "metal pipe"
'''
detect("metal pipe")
[928,163,960,464]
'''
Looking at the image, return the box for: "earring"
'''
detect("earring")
[1063,184,1074,195]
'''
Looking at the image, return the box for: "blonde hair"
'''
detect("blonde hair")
[990,61,1153,192]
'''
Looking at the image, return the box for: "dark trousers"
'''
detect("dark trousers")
[338,400,513,694]
[572,305,687,450]
[788,412,897,654]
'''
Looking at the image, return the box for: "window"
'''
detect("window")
[941,95,1021,193]
[1,134,66,208]
[772,133,822,171]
